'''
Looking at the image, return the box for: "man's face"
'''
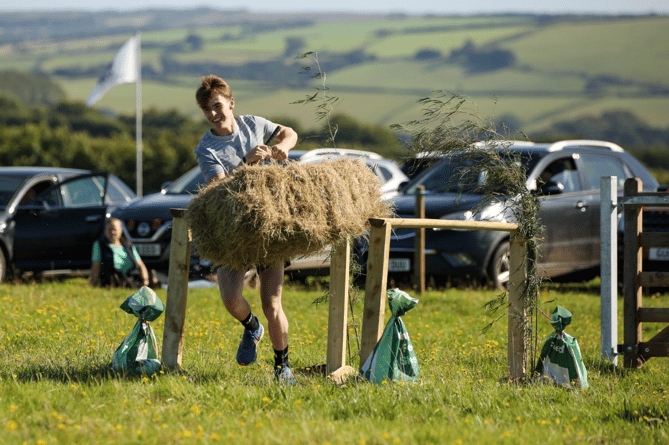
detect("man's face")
[202,94,235,136]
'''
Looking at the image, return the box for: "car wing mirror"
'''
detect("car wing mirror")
[539,180,564,196]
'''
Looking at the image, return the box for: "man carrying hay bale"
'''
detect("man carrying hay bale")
[194,75,299,384]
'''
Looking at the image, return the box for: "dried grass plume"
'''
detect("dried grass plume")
[186,158,394,270]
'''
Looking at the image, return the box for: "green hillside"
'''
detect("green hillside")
[1,13,667,136]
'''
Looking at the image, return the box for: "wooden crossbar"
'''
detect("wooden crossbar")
[639,232,669,248]
[360,217,527,381]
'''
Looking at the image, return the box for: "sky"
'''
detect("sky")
[2,0,668,15]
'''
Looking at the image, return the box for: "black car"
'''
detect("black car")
[0,167,137,281]
[356,140,663,290]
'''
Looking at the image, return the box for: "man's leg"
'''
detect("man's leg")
[260,262,294,384]
[218,266,264,366]
[259,262,288,350]
[217,266,250,320]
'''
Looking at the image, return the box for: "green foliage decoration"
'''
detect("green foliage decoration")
[392,91,543,377]
[293,52,341,147]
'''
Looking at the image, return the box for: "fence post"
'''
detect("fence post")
[600,176,618,364]
[360,219,391,366]
[161,208,191,371]
[414,185,426,295]
[327,240,350,373]
[623,178,643,368]
[508,236,527,380]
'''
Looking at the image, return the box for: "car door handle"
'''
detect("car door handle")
[85,215,103,223]
[575,201,588,212]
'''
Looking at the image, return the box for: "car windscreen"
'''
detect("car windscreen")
[0,175,29,210]
[165,168,205,195]
[404,151,541,195]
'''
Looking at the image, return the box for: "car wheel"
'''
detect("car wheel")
[0,247,7,283]
[488,241,510,291]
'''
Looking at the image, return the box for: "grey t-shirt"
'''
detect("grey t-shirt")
[194,115,276,182]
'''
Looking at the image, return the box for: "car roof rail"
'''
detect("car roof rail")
[472,140,535,149]
[547,139,625,153]
[301,148,383,160]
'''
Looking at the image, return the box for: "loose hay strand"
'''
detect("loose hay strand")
[186,158,394,270]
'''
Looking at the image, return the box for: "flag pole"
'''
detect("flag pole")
[135,32,143,198]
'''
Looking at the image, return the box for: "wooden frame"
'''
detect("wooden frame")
[162,211,529,380]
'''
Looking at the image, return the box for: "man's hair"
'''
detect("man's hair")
[196,75,233,109]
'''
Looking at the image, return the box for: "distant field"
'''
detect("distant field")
[7,14,666,135]
[506,17,669,84]
[60,74,667,138]
[365,25,534,58]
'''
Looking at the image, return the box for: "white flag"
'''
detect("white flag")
[86,35,139,107]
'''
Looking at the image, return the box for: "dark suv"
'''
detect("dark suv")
[356,140,662,290]
[111,166,203,271]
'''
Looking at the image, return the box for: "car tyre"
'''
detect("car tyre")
[0,247,7,283]
[488,241,510,291]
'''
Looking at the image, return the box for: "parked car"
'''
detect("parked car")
[112,150,309,274]
[399,152,444,180]
[0,167,137,281]
[282,149,410,276]
[355,140,664,290]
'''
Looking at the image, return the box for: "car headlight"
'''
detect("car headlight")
[437,202,507,231]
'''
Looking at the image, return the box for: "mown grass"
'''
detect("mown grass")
[1,278,668,444]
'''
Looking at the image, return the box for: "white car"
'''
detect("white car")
[299,148,408,199]
[286,149,408,277]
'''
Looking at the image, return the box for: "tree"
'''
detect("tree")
[284,36,306,57]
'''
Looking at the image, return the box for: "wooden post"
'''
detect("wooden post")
[623,178,643,368]
[360,219,391,366]
[327,240,350,374]
[161,208,191,371]
[508,236,527,380]
[600,176,618,364]
[414,185,426,295]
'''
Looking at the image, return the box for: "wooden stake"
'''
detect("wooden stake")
[161,208,191,371]
[327,240,350,374]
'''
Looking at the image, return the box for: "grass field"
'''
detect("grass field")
[1,278,668,444]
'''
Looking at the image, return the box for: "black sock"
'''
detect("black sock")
[241,312,259,332]
[274,346,289,369]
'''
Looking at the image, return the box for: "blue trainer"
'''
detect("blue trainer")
[275,363,296,385]
[236,322,264,366]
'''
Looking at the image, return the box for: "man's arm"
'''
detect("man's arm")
[270,126,298,160]
[207,172,226,185]
[245,125,298,164]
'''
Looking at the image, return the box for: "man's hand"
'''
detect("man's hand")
[245,144,287,164]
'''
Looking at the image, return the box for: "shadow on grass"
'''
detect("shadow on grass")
[2,363,188,384]
[584,357,633,377]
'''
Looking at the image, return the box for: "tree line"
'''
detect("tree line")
[0,94,406,194]
[1,69,668,192]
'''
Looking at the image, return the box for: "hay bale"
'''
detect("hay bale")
[186,158,394,270]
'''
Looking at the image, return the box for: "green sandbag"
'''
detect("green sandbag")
[360,288,420,384]
[111,287,164,376]
[535,306,588,389]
